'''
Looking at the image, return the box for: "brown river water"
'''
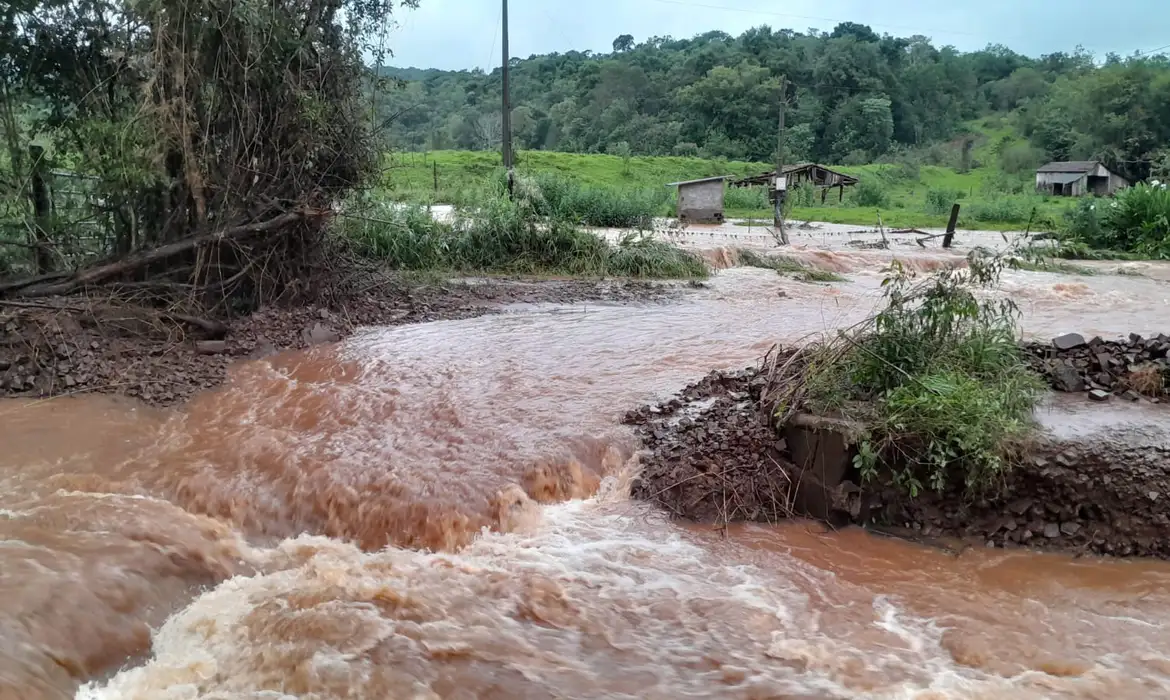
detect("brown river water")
[5,243,1170,699]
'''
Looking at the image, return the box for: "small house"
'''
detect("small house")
[667,176,727,224]
[1036,161,1130,197]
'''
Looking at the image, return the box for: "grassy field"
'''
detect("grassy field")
[382,133,1076,233]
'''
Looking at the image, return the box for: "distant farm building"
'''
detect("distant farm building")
[667,176,728,224]
[1036,161,1130,197]
[730,163,859,203]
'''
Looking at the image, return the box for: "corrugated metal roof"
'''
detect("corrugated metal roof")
[1037,161,1099,174]
[665,176,729,187]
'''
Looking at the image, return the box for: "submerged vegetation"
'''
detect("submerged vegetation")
[735,249,845,283]
[768,250,1043,499]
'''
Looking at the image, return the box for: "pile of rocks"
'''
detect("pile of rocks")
[622,367,796,523]
[1023,332,1169,401]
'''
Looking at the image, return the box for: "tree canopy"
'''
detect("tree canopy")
[374,24,1170,180]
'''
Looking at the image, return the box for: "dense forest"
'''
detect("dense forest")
[375,24,1170,181]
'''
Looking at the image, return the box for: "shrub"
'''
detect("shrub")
[924,188,964,215]
[672,142,701,157]
[724,186,770,211]
[999,142,1046,175]
[1060,182,1170,257]
[773,250,1043,498]
[1103,182,1170,257]
[850,178,889,208]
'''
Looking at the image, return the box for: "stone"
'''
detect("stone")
[195,340,228,355]
[63,374,76,388]
[1044,523,1061,539]
[302,323,340,346]
[1123,390,1142,402]
[1149,491,1161,502]
[1053,333,1087,351]
[1060,522,1081,536]
[1088,389,1112,402]
[1096,353,1114,372]
[1008,498,1033,515]
[1051,363,1085,392]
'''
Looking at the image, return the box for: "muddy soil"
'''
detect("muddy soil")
[626,366,1170,559]
[0,277,679,406]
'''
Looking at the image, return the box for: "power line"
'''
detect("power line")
[1135,42,1170,57]
[641,0,982,39]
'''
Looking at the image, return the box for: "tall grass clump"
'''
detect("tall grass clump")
[337,191,706,278]
[1059,182,1170,257]
[531,172,666,228]
[964,196,1032,224]
[766,249,1043,499]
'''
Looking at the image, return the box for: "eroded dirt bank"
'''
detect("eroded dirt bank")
[0,277,677,405]
[625,364,1170,559]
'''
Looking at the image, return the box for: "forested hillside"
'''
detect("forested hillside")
[375,24,1170,182]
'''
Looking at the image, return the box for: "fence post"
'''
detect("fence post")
[942,203,960,248]
[28,144,53,273]
[433,161,438,192]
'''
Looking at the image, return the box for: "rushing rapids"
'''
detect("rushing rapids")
[4,229,1170,699]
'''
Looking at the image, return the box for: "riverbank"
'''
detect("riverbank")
[0,276,679,406]
[625,361,1170,559]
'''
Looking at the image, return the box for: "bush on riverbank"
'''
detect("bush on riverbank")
[1060,182,1170,258]
[528,173,667,229]
[338,193,707,279]
[768,250,1043,498]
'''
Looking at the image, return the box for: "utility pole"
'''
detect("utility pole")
[501,0,514,195]
[773,75,789,245]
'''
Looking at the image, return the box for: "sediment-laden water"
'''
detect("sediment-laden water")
[4,245,1170,699]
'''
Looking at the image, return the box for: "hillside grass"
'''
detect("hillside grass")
[382,129,1078,233]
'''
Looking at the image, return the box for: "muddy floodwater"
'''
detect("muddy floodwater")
[5,233,1170,699]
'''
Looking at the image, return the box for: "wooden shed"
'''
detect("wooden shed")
[667,176,727,224]
[1036,161,1130,197]
[730,163,859,203]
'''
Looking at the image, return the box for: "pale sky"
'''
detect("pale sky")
[382,0,1170,71]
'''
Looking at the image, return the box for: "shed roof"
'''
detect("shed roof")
[1046,172,1086,185]
[729,163,859,188]
[665,176,729,188]
[1037,161,1101,174]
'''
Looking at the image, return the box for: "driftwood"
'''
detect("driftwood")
[5,209,325,299]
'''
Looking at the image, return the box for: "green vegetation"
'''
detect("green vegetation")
[735,249,845,283]
[376,26,1170,188]
[338,186,707,279]
[383,143,1075,232]
[770,250,1043,499]
[1059,182,1170,258]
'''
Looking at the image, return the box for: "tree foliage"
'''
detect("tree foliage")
[374,24,1170,177]
[1,0,416,309]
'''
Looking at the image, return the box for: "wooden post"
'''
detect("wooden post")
[28,145,52,273]
[772,75,788,245]
[942,203,960,248]
[433,161,439,192]
[501,0,514,197]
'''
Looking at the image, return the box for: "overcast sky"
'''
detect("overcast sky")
[382,0,1170,71]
